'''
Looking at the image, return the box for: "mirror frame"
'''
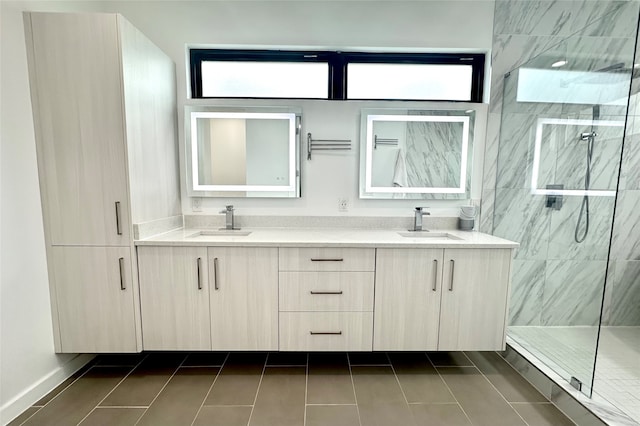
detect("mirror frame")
[185,107,301,198]
[359,109,474,199]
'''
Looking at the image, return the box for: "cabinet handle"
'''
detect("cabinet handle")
[197,257,202,290]
[115,201,122,235]
[213,257,219,290]
[310,290,343,295]
[310,258,344,262]
[449,259,455,291]
[310,331,342,335]
[118,257,125,290]
[432,259,438,291]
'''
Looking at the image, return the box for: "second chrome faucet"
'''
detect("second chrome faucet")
[411,207,430,231]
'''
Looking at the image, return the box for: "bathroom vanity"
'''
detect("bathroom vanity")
[135,228,517,353]
[24,11,515,355]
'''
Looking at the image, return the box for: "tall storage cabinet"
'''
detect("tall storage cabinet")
[24,12,181,353]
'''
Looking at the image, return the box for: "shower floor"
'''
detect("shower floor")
[509,326,640,423]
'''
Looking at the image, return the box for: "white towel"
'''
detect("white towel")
[371,148,399,187]
[393,149,408,188]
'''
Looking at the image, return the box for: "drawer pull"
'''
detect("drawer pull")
[118,257,125,290]
[115,201,122,235]
[310,331,343,335]
[432,259,438,291]
[213,257,219,290]
[310,290,343,295]
[449,259,455,291]
[310,258,344,262]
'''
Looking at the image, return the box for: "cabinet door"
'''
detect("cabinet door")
[439,248,512,351]
[208,247,278,350]
[374,248,443,350]
[51,246,137,352]
[138,246,211,350]
[26,13,130,245]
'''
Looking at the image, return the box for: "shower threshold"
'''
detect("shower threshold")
[503,328,640,426]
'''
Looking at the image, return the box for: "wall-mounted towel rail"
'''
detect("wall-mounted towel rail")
[374,135,399,149]
[307,132,351,160]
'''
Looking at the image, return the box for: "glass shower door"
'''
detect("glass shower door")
[493,31,634,395]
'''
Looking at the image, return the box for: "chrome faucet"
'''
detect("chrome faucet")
[219,205,237,230]
[412,207,430,231]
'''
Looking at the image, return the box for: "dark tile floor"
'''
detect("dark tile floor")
[8,351,576,426]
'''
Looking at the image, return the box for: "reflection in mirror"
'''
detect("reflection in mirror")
[360,109,475,199]
[187,110,301,198]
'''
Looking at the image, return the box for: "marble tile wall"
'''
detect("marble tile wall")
[405,121,462,188]
[486,0,640,326]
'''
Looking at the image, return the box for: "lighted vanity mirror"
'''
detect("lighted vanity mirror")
[359,109,475,199]
[186,108,301,197]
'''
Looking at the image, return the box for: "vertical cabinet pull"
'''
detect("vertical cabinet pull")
[197,257,202,290]
[115,201,122,235]
[432,259,438,291]
[213,257,219,290]
[118,257,125,290]
[449,259,455,291]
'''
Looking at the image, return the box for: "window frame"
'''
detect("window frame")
[190,49,485,102]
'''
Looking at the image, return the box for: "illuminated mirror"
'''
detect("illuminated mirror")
[359,109,475,199]
[186,108,301,198]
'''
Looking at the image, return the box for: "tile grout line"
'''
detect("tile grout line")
[467,353,535,426]
[75,354,150,426]
[189,352,229,426]
[245,354,268,426]
[385,352,413,408]
[427,352,475,426]
[346,353,364,426]
[26,354,101,416]
[303,352,309,426]
[13,407,42,426]
[91,405,149,409]
[133,353,189,426]
[306,403,360,406]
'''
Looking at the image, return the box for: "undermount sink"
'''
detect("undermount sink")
[187,229,252,237]
[397,231,463,240]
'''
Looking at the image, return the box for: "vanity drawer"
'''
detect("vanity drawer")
[279,248,375,272]
[279,312,373,351]
[279,272,374,311]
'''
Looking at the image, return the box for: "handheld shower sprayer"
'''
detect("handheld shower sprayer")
[574,105,599,243]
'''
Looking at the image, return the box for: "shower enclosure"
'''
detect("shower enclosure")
[493,14,640,423]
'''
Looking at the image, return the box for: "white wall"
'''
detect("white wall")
[0,1,494,423]
[101,0,495,217]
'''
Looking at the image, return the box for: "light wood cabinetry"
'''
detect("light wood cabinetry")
[24,12,180,353]
[279,272,374,312]
[279,247,375,351]
[374,248,512,351]
[25,12,131,247]
[137,246,279,351]
[138,247,211,350]
[135,244,511,352]
[208,247,279,351]
[438,248,512,351]
[51,247,137,352]
[280,312,373,351]
[279,248,375,271]
[374,248,443,351]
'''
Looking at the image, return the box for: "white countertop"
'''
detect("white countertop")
[136,227,519,249]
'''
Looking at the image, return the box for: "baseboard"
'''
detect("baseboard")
[0,353,95,426]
